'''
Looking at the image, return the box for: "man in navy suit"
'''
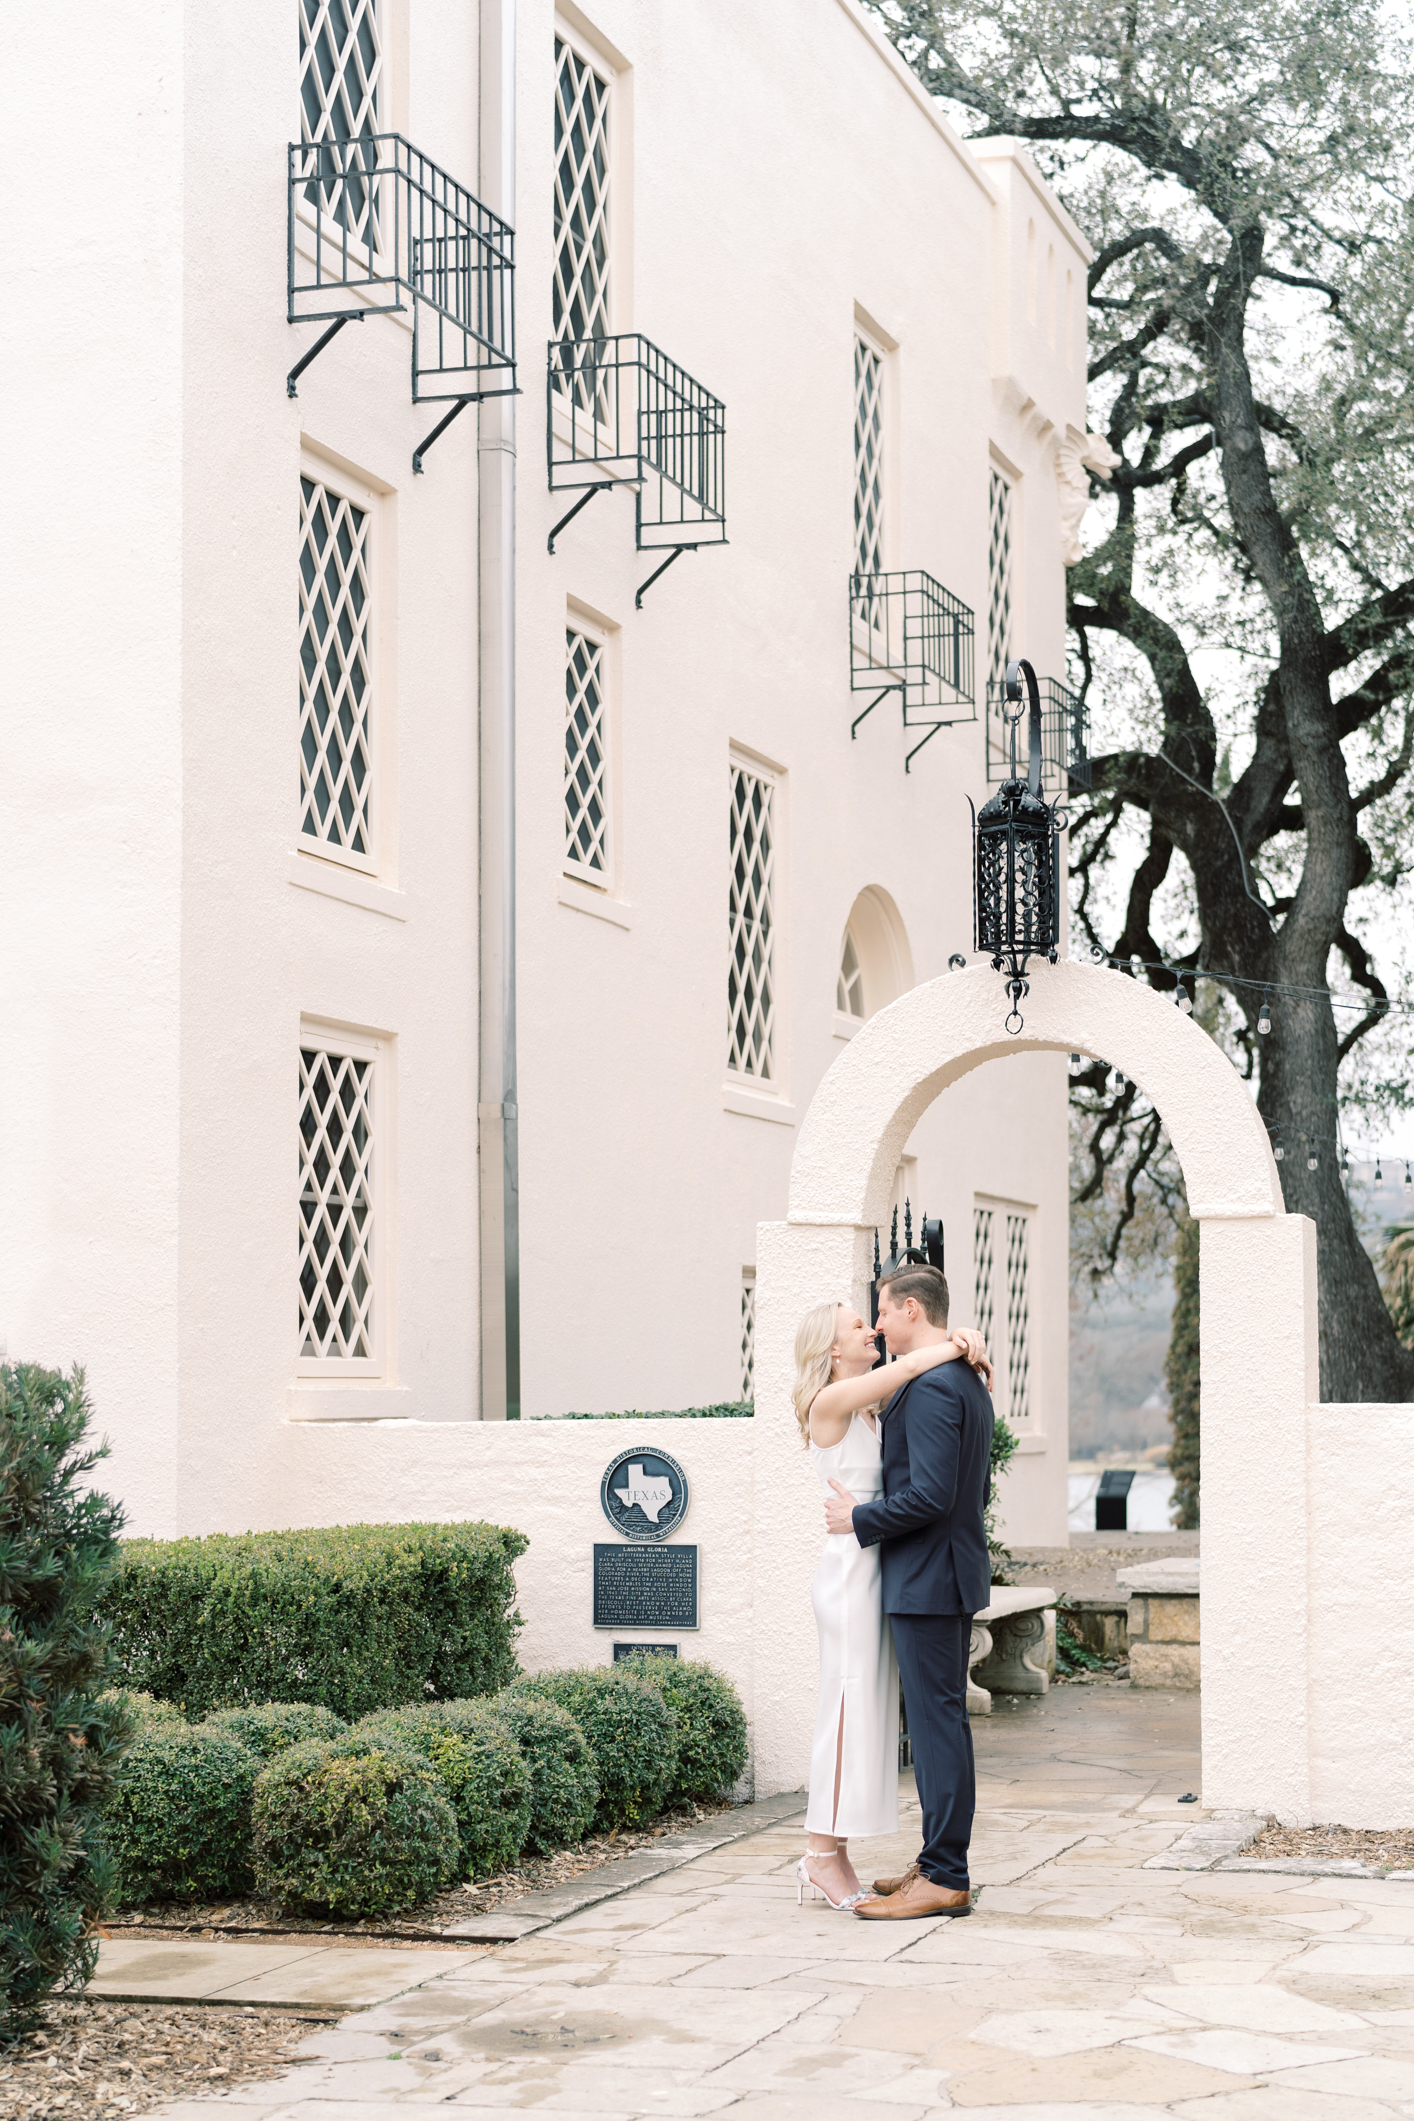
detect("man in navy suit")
[824,1262,993,1919]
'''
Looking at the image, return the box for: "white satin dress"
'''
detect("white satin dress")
[805,1411,900,1837]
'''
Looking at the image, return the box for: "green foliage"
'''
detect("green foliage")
[203,1702,347,1759]
[100,1520,527,1720]
[0,1364,133,2037]
[511,1667,678,1830]
[1166,1216,1201,1529]
[101,1689,187,1733]
[551,1403,753,1420]
[615,1657,747,1805]
[985,1413,1020,1581]
[488,1691,599,1853]
[1380,1223,1414,1350]
[103,1727,260,1904]
[251,1736,459,1916]
[352,1701,529,1878]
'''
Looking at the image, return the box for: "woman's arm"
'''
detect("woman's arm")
[808,1336,970,1445]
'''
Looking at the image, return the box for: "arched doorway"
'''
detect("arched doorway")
[749,958,1381,1829]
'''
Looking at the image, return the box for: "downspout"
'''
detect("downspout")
[478,0,519,1419]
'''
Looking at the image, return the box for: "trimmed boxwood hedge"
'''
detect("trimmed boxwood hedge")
[353,1701,530,1877]
[511,1667,678,1830]
[203,1702,347,1759]
[251,1736,459,1916]
[616,1656,747,1805]
[99,1520,527,1720]
[101,1688,187,1733]
[104,1727,260,1903]
[489,1691,598,1853]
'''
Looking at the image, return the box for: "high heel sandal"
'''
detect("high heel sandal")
[796,1855,869,1910]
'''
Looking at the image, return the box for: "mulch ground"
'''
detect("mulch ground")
[0,1999,335,2119]
[1245,1820,1414,1871]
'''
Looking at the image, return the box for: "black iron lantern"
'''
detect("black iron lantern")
[972,657,1066,1032]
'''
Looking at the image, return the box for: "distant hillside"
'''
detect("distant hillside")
[1069,1263,1174,1461]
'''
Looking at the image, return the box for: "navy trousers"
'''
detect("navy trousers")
[891,1611,975,1890]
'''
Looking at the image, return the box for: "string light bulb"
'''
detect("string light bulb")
[1405,1161,1413,1196]
[1175,978,1193,1014]
[1113,1069,1127,1091]
[1273,1131,1285,1162]
[1307,1139,1319,1171]
[1257,991,1272,1035]
[1376,1160,1384,1185]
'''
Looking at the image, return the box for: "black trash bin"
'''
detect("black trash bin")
[1095,1467,1136,1531]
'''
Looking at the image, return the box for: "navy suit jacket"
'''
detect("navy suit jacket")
[850,1360,994,1616]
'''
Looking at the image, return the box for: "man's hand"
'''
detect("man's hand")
[825,1477,858,1536]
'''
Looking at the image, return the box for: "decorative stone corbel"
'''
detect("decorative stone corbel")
[1057,425,1121,565]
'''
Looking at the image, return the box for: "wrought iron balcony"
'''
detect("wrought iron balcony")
[287,134,516,463]
[546,334,726,602]
[849,570,977,771]
[986,675,1091,790]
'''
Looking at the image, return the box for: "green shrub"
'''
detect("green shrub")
[251,1736,459,1916]
[353,1701,529,1877]
[104,1727,260,1903]
[551,1403,752,1420]
[203,1702,347,1759]
[0,1363,134,2036]
[617,1656,747,1805]
[100,1519,527,1720]
[489,1691,598,1853]
[101,1688,187,1733]
[511,1667,678,1830]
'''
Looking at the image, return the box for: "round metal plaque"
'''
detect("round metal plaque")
[600,1446,690,1543]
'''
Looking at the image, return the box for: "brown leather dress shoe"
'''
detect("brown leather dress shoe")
[871,1861,920,1897]
[854,1871,971,1919]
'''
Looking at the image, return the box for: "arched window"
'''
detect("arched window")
[837,929,865,1021]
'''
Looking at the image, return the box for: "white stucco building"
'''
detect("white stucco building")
[5,0,1093,1558]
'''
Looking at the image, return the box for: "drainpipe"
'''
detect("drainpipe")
[478,0,519,1419]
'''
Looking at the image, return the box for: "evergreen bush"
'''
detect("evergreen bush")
[100,1519,527,1720]
[489,1691,599,1852]
[103,1727,260,1903]
[511,1667,678,1830]
[986,1414,1020,1579]
[203,1702,347,1759]
[251,1735,459,1916]
[1166,1215,1200,1529]
[615,1656,747,1805]
[352,1701,529,1877]
[0,1363,133,2036]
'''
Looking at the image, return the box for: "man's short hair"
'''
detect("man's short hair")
[877,1264,950,1327]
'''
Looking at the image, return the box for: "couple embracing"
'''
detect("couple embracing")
[792,1261,994,1919]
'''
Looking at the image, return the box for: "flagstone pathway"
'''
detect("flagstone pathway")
[148,1687,1414,2118]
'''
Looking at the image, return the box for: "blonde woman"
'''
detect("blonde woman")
[793,1298,991,1910]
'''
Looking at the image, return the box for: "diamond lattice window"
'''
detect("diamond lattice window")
[988,469,1013,696]
[565,628,608,876]
[973,1206,995,1351]
[1005,1211,1031,1424]
[837,928,865,1019]
[741,1273,756,1401]
[299,0,383,242]
[728,765,776,1080]
[554,36,610,416]
[299,475,373,863]
[299,1044,375,1362]
[854,337,885,580]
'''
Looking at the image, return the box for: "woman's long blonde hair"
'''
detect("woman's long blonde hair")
[792,1301,840,1445]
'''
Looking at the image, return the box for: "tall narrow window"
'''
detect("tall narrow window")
[298,0,382,240]
[854,337,885,579]
[299,475,373,864]
[837,928,865,1020]
[1005,1212,1032,1424]
[987,468,1013,697]
[554,36,611,379]
[728,764,776,1080]
[973,1206,995,1351]
[564,627,608,878]
[299,1042,375,1362]
[741,1271,756,1400]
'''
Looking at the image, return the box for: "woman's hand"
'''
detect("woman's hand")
[903,1331,994,1392]
[950,1327,994,1392]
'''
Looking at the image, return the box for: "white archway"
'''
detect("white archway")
[752,958,1414,1829]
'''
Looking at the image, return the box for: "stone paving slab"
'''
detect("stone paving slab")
[87,1937,472,2008]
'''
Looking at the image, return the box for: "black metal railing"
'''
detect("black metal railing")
[288,134,516,402]
[849,570,977,771]
[547,333,727,551]
[986,674,1091,791]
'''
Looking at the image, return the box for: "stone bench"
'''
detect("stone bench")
[968,1587,1056,1714]
[1118,1557,1199,1687]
